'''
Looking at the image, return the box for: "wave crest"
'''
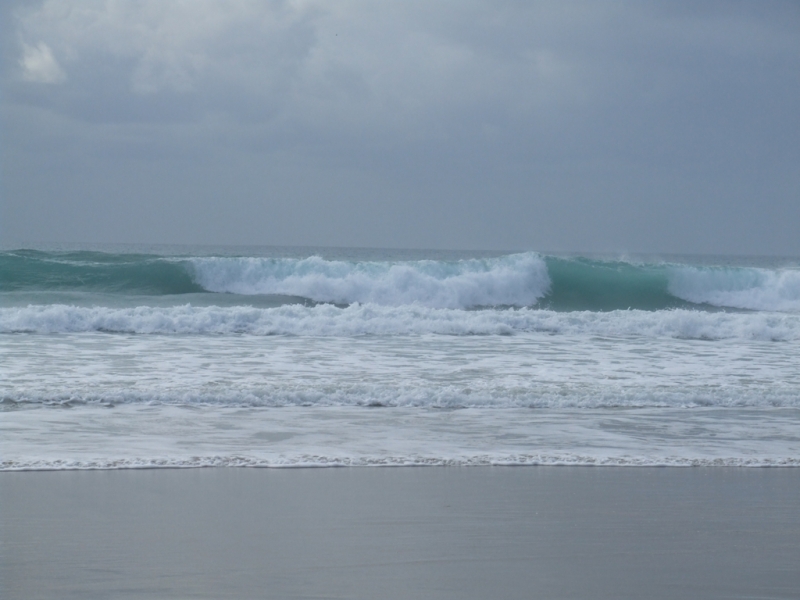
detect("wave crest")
[4,250,800,313]
[187,253,551,308]
[668,266,800,312]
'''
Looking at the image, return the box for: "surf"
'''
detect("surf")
[3,304,799,340]
[2,249,799,312]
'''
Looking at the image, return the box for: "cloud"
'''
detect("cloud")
[12,0,796,145]
[20,41,66,83]
[3,1,799,253]
[8,1,799,161]
[9,1,586,131]
[15,0,315,95]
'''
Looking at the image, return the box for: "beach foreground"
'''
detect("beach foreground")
[2,467,799,600]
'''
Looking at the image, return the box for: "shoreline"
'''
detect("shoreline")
[5,404,799,472]
[4,460,800,471]
[3,466,799,599]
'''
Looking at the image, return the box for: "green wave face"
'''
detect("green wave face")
[540,257,692,311]
[0,250,203,295]
[3,250,795,312]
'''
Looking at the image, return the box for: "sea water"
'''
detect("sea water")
[2,245,799,469]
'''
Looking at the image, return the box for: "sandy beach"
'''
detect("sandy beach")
[2,466,799,600]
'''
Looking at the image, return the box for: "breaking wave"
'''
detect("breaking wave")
[187,253,550,308]
[2,304,799,339]
[668,266,800,312]
[2,249,799,312]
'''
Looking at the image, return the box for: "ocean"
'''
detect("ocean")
[2,245,800,470]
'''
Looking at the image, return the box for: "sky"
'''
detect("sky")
[1,0,799,255]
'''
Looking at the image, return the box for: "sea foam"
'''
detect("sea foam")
[187,253,551,308]
[5,249,800,312]
[3,405,799,470]
[2,303,799,339]
[668,266,800,312]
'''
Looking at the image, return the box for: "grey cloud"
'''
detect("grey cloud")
[1,1,799,254]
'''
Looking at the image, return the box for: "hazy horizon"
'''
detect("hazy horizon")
[7,239,800,263]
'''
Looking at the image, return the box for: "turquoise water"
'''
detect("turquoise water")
[3,246,799,313]
[2,245,799,469]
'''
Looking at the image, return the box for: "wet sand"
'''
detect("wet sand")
[2,467,799,599]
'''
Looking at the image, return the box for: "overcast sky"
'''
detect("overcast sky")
[1,0,798,254]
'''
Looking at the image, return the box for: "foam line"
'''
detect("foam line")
[4,454,799,470]
[2,304,799,339]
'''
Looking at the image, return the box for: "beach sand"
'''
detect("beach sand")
[2,467,799,599]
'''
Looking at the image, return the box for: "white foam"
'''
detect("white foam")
[5,387,799,409]
[4,329,800,410]
[186,253,551,308]
[3,406,799,470]
[668,266,800,312]
[5,455,799,470]
[2,303,800,340]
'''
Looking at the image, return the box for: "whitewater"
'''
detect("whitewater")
[2,246,799,469]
